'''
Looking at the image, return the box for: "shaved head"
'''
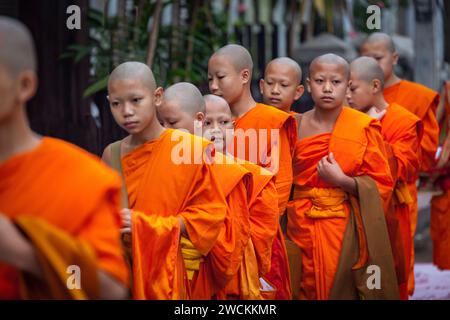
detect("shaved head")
[350,56,385,88]
[211,44,253,75]
[266,57,302,83]
[0,16,37,76]
[204,94,231,116]
[163,82,205,115]
[361,32,396,53]
[310,53,350,79]
[108,61,156,91]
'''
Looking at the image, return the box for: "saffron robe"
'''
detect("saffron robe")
[125,129,227,299]
[232,103,296,299]
[287,107,394,300]
[384,79,440,294]
[380,103,423,299]
[0,137,128,299]
[431,81,450,270]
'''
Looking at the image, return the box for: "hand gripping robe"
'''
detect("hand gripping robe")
[124,129,227,299]
[384,79,439,294]
[379,103,423,299]
[232,103,297,299]
[431,81,450,270]
[287,107,397,300]
[0,138,129,299]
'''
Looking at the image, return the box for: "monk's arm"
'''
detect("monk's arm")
[0,214,43,278]
[101,145,112,166]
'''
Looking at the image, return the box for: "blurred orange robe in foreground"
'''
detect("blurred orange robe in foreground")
[380,103,423,299]
[125,129,226,299]
[384,79,440,295]
[232,103,297,299]
[287,107,394,300]
[0,137,128,299]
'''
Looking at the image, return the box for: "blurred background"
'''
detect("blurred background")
[1,0,449,298]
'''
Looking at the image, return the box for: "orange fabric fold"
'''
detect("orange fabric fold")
[287,107,394,300]
[380,102,423,299]
[232,103,295,299]
[0,137,128,299]
[124,129,227,299]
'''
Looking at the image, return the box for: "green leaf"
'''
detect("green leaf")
[83,76,109,98]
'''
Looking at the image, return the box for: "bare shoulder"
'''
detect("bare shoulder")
[101,144,113,166]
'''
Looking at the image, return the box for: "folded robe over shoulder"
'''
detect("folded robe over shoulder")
[380,103,423,299]
[0,137,128,299]
[287,107,394,300]
[124,129,227,299]
[233,103,297,216]
[384,80,439,295]
[193,152,252,299]
[232,103,296,299]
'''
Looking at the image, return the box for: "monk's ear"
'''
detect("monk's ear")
[294,85,305,100]
[17,70,38,104]
[372,79,383,93]
[392,52,399,66]
[306,77,311,93]
[259,78,265,95]
[195,112,205,122]
[154,87,164,106]
[241,69,251,85]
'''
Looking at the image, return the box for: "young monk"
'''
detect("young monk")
[360,32,440,295]
[430,81,450,270]
[259,57,304,113]
[208,44,296,299]
[203,94,280,299]
[156,82,253,299]
[102,63,227,300]
[0,16,128,299]
[287,53,398,300]
[347,56,423,299]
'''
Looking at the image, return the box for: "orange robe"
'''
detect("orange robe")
[431,81,450,270]
[287,107,394,300]
[380,103,423,299]
[0,137,128,299]
[232,103,297,299]
[125,129,227,299]
[201,152,252,299]
[384,79,440,295]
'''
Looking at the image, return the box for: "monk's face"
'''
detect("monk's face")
[0,65,17,122]
[203,100,234,153]
[208,55,248,106]
[108,78,161,134]
[158,99,204,135]
[259,62,304,112]
[347,72,375,113]
[307,62,348,110]
[360,42,398,82]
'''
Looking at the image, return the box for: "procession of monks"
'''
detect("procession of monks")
[1,16,449,300]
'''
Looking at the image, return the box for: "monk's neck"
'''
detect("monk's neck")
[313,105,343,127]
[230,92,256,119]
[129,121,165,148]
[373,94,389,112]
[384,74,401,89]
[0,106,41,163]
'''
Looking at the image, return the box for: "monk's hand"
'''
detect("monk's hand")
[317,153,346,186]
[120,208,131,234]
[317,153,357,195]
[366,106,386,120]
